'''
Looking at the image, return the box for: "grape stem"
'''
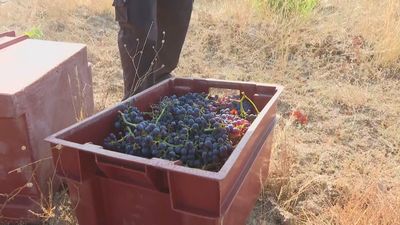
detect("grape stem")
[156,106,167,124]
[155,140,183,148]
[116,135,128,143]
[118,111,137,127]
[126,126,135,136]
[164,142,183,148]
[115,126,135,143]
[204,128,215,132]
[199,107,205,115]
[241,92,260,114]
[239,96,246,118]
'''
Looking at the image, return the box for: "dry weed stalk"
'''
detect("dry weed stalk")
[67,65,92,121]
[303,175,400,225]
[0,146,79,224]
[124,22,166,97]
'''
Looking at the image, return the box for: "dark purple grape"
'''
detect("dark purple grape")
[185,141,194,149]
[181,148,188,155]
[158,143,167,150]
[191,123,199,130]
[212,149,219,156]
[114,121,121,129]
[181,156,187,163]
[193,160,201,168]
[188,149,196,156]
[205,140,212,149]
[201,152,208,160]
[152,150,159,157]
[168,151,176,159]
[174,148,181,154]
[145,136,153,144]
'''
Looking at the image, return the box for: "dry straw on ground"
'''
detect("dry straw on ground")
[1,0,399,224]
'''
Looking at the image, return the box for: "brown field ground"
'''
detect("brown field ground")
[1,0,400,224]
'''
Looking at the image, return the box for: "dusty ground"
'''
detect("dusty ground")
[1,0,400,224]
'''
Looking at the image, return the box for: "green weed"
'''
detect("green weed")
[24,26,44,39]
[253,0,318,17]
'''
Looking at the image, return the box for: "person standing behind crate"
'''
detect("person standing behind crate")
[113,0,194,100]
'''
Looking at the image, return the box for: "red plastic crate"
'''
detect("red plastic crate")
[46,77,282,225]
[0,31,94,221]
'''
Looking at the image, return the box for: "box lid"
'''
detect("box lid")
[0,32,86,118]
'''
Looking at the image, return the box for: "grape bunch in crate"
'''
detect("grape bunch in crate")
[104,92,259,171]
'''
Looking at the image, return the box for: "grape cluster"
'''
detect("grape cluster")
[216,95,258,122]
[103,92,258,171]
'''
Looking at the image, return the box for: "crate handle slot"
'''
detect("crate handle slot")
[96,155,145,173]
[95,155,165,190]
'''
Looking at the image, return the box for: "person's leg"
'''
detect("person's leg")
[114,0,158,99]
[154,0,194,81]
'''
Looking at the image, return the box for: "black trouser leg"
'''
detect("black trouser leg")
[116,0,157,99]
[154,0,194,79]
[115,0,193,100]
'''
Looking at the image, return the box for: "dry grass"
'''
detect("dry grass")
[1,0,400,224]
